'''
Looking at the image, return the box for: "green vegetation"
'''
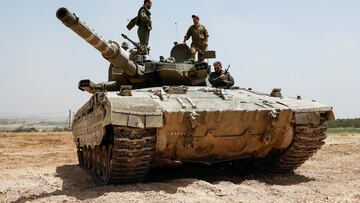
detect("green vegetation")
[326,118,360,134]
[326,118,360,128]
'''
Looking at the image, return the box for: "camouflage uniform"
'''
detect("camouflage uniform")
[184,24,209,62]
[208,71,234,88]
[137,7,152,47]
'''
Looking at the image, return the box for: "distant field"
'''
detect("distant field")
[0,118,68,132]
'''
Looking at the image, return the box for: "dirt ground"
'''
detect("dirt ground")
[0,132,359,203]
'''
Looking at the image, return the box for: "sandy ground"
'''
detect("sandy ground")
[0,132,359,203]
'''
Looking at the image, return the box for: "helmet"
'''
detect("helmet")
[121,42,129,50]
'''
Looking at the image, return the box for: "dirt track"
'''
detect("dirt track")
[0,132,359,203]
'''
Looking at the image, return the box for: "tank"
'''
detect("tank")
[57,7,335,184]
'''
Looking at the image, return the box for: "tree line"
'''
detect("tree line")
[326,118,360,128]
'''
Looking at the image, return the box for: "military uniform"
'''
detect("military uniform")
[208,71,234,88]
[184,24,209,62]
[137,6,152,47]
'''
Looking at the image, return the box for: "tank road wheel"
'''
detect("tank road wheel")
[95,146,102,176]
[106,128,156,184]
[100,145,109,182]
[79,129,156,184]
[266,123,327,173]
[83,146,88,167]
[106,144,113,182]
[92,146,98,172]
[76,146,84,166]
[87,146,93,169]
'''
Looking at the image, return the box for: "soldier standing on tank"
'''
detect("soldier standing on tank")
[137,0,152,47]
[183,15,209,62]
[127,1,152,47]
[208,61,234,88]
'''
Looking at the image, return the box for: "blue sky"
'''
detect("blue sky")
[0,0,359,118]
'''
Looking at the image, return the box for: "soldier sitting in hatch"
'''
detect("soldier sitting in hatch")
[208,61,234,88]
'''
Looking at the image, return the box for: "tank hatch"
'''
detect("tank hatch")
[170,43,191,63]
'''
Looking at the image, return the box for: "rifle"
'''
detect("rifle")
[121,34,141,50]
[211,65,231,82]
[121,34,148,54]
[224,65,231,74]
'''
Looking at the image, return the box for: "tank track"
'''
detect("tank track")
[77,128,156,184]
[267,123,327,173]
[222,123,327,174]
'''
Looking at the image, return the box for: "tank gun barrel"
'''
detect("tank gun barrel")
[56,7,142,77]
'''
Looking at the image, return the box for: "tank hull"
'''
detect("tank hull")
[72,87,334,183]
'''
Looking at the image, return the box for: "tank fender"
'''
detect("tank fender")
[111,110,163,128]
[295,112,321,125]
[107,95,164,128]
[325,110,335,121]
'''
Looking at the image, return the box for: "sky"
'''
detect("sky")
[0,0,359,119]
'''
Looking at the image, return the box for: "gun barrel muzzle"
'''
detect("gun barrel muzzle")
[56,7,77,27]
[56,7,115,58]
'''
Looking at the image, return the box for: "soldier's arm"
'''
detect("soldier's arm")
[203,26,209,46]
[208,74,222,87]
[203,26,209,38]
[226,73,235,87]
[183,26,192,42]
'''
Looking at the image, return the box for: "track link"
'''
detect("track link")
[77,128,156,184]
[221,123,328,174]
[108,128,156,183]
[268,124,327,173]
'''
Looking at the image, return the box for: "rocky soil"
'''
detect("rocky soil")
[0,132,359,203]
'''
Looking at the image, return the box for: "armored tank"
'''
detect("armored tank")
[57,7,335,184]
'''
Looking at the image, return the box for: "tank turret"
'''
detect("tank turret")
[56,7,212,90]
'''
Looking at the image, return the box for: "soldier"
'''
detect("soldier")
[121,42,129,51]
[127,0,152,47]
[208,61,234,88]
[183,15,209,62]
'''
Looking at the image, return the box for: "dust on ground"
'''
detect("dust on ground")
[0,132,359,203]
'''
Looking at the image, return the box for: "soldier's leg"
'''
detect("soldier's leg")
[145,30,150,47]
[190,45,197,60]
[198,52,204,62]
[137,26,149,47]
[198,46,206,62]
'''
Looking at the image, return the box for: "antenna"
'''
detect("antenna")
[175,22,179,42]
[68,109,72,130]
